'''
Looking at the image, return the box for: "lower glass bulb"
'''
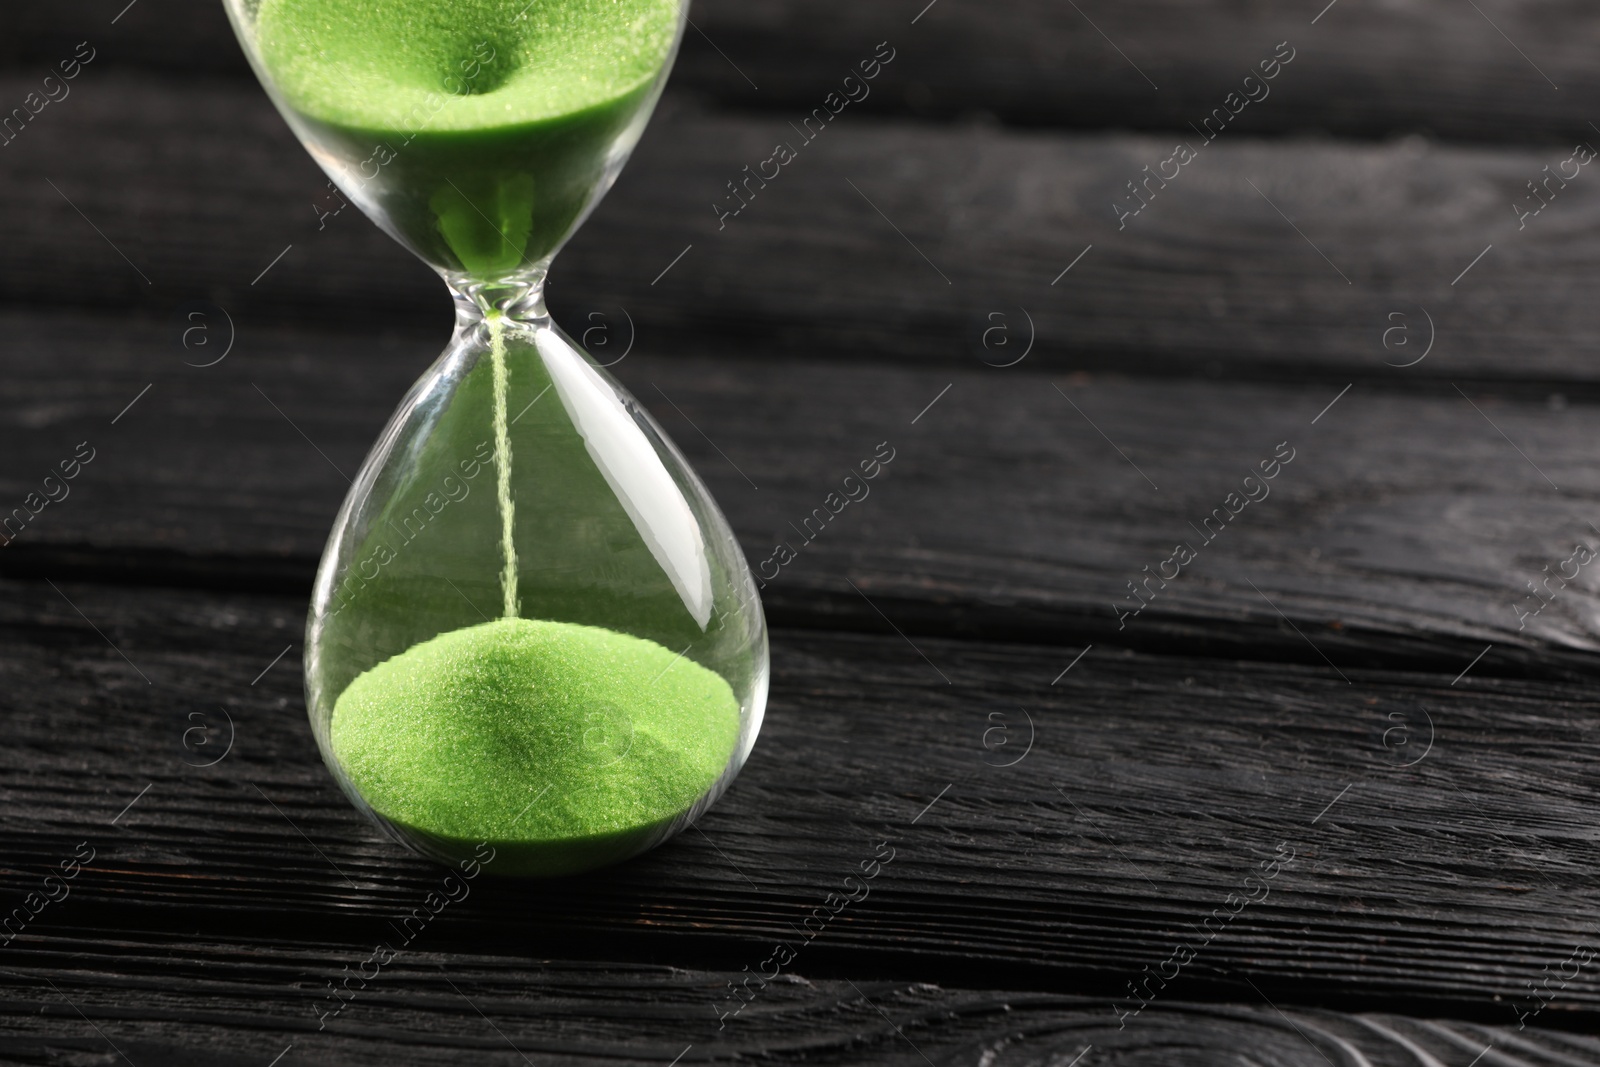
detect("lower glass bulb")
[305,292,768,877]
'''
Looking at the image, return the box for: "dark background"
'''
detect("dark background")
[3,0,1600,1063]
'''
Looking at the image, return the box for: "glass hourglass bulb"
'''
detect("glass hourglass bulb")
[223,0,768,876]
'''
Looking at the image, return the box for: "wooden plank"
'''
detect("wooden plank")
[3,313,1599,673]
[6,0,1600,143]
[0,937,1579,1065]
[2,73,1598,382]
[7,579,1600,1022]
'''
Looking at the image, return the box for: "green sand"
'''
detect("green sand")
[330,617,741,874]
[256,0,678,274]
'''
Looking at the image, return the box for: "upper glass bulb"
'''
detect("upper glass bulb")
[226,0,682,281]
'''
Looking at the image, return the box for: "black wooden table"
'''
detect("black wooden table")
[4,1,1600,1063]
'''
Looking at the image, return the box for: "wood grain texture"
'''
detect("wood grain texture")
[5,0,1600,143]
[5,579,1600,1025]
[5,5,1600,1059]
[2,312,1598,676]
[0,938,1582,1066]
[3,74,1600,381]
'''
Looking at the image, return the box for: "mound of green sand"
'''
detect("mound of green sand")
[330,618,740,873]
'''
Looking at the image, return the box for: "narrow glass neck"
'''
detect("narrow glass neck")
[448,268,550,329]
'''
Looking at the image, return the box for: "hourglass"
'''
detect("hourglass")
[223,0,768,876]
